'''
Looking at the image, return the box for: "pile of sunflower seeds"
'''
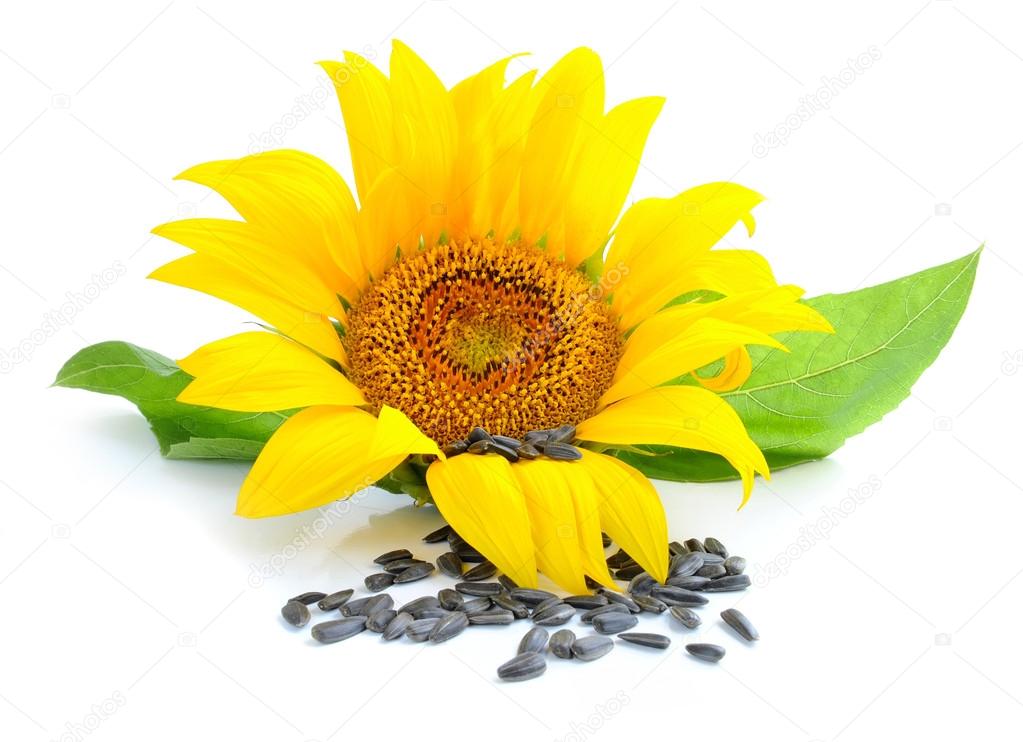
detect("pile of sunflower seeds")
[441,425,582,463]
[281,525,759,681]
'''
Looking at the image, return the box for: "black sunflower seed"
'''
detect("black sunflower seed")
[669,605,702,629]
[493,593,530,619]
[497,574,518,591]
[532,603,575,627]
[288,591,326,605]
[437,552,464,579]
[549,629,576,659]
[429,611,469,643]
[592,612,638,634]
[541,441,583,461]
[462,561,498,581]
[492,435,522,449]
[563,594,609,610]
[703,537,728,558]
[606,549,632,569]
[666,575,710,590]
[397,595,440,615]
[312,616,367,644]
[509,588,558,606]
[531,596,564,615]
[317,589,354,611]
[365,573,396,592]
[650,586,708,607]
[422,524,453,543]
[633,595,669,614]
[340,596,372,617]
[442,440,468,457]
[686,643,726,663]
[438,588,464,611]
[701,574,751,592]
[669,552,704,578]
[413,607,452,620]
[467,439,492,454]
[696,564,727,579]
[469,609,515,625]
[498,652,546,681]
[518,626,549,654]
[281,600,310,627]
[628,573,656,597]
[581,604,631,623]
[699,552,725,566]
[724,556,747,575]
[374,549,413,565]
[684,538,706,553]
[668,541,688,556]
[455,581,503,597]
[614,564,644,580]
[406,618,440,642]
[599,590,641,613]
[366,609,397,632]
[721,608,759,641]
[362,594,394,616]
[516,443,541,460]
[461,597,493,614]
[393,562,435,583]
[467,426,491,443]
[601,532,612,548]
[489,442,520,462]
[618,632,671,649]
[382,611,413,641]
[383,558,429,574]
[548,424,577,443]
[572,635,614,661]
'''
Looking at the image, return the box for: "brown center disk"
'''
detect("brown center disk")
[345,238,622,443]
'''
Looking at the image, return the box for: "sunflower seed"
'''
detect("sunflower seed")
[523,430,549,446]
[492,435,522,449]
[669,553,704,578]
[448,532,468,549]
[393,562,435,583]
[628,573,656,597]
[289,591,326,605]
[363,594,395,616]
[686,643,726,662]
[532,596,564,615]
[312,616,367,644]
[340,596,372,617]
[633,595,669,614]
[599,590,641,613]
[541,441,583,461]
[281,600,310,627]
[668,541,688,556]
[592,612,638,634]
[548,424,577,443]
[464,597,495,614]
[724,556,747,575]
[581,604,631,623]
[397,595,440,615]
[469,609,515,625]
[374,549,412,565]
[367,609,397,632]
[317,589,354,611]
[650,586,708,607]
[498,652,547,681]
[572,635,614,661]
[584,576,602,590]
[493,593,530,619]
[365,572,396,592]
[601,532,612,548]
[437,552,463,578]
[455,581,503,597]
[698,552,725,566]
[382,611,413,640]
[605,549,632,569]
[489,441,520,462]
[406,618,440,642]
[549,629,576,658]
[518,626,550,654]
[516,443,541,460]
[462,561,498,581]
[702,574,752,592]
[614,564,644,580]
[452,541,486,562]
[703,537,728,558]
[721,608,759,641]
[509,588,558,606]
[438,588,464,611]
[414,607,453,620]
[669,605,702,629]
[618,632,671,649]
[467,439,492,454]
[696,564,727,579]
[442,440,468,456]
[497,574,518,591]
[429,611,469,643]
[684,538,706,553]
[384,558,429,574]
[532,603,576,626]
[563,594,609,610]
[467,426,491,443]
[666,575,710,590]
[422,524,453,543]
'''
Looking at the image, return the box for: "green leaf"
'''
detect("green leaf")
[53,341,290,459]
[617,248,982,481]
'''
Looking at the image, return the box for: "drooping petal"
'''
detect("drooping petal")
[577,386,769,505]
[695,346,753,392]
[149,253,346,364]
[178,332,363,411]
[426,455,538,588]
[577,451,668,584]
[237,406,405,517]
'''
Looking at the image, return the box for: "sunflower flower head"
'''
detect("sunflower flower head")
[152,41,833,592]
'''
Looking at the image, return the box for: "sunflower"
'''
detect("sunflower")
[151,42,831,592]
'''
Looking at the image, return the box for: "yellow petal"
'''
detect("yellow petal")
[425,455,538,588]
[679,249,778,297]
[149,253,346,364]
[369,405,442,461]
[562,96,665,266]
[319,53,395,204]
[577,385,769,505]
[607,183,764,329]
[177,331,364,412]
[356,167,421,279]
[603,317,786,406]
[238,406,404,517]
[577,451,668,584]
[696,346,753,392]
[175,150,363,300]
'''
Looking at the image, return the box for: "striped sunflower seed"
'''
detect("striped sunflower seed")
[397,595,440,615]
[405,618,440,642]
[497,652,546,681]
[488,441,520,462]
[599,590,641,613]
[592,612,638,635]
[509,588,558,606]
[422,524,453,543]
[393,562,435,583]
[312,616,367,644]
[666,575,710,590]
[628,573,656,597]
[515,443,541,460]
[721,608,759,641]
[492,434,522,449]
[455,581,503,597]
[383,558,428,574]
[532,603,575,627]
[518,626,550,654]
[541,441,583,461]
[633,595,669,614]
[454,545,486,563]
[466,439,492,455]
[317,589,354,611]
[442,440,468,456]
[281,600,310,627]
[698,552,725,566]
[374,549,412,565]
[605,549,632,569]
[461,597,493,614]
[493,593,530,619]
[650,586,708,607]
[340,596,372,617]
[581,604,630,623]
[366,608,397,632]
[614,564,644,580]
[683,538,706,553]
[531,596,564,615]
[438,588,464,611]
[701,574,752,592]
[668,541,688,556]
[696,564,727,579]
[462,561,498,581]
[288,591,326,605]
[382,611,413,641]
[498,574,518,591]
[703,537,729,558]
[669,553,704,578]
[563,594,609,610]
[669,605,702,629]
[469,609,515,625]
[601,532,612,548]
[467,426,491,443]
[618,632,671,650]
[572,635,614,661]
[437,552,463,578]
[413,607,452,620]
[686,643,726,663]
[547,424,577,443]
[724,556,747,575]
[549,629,576,659]
[365,572,396,592]
[429,611,469,643]
[363,594,394,616]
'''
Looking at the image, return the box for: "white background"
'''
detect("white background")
[2,1,1021,740]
